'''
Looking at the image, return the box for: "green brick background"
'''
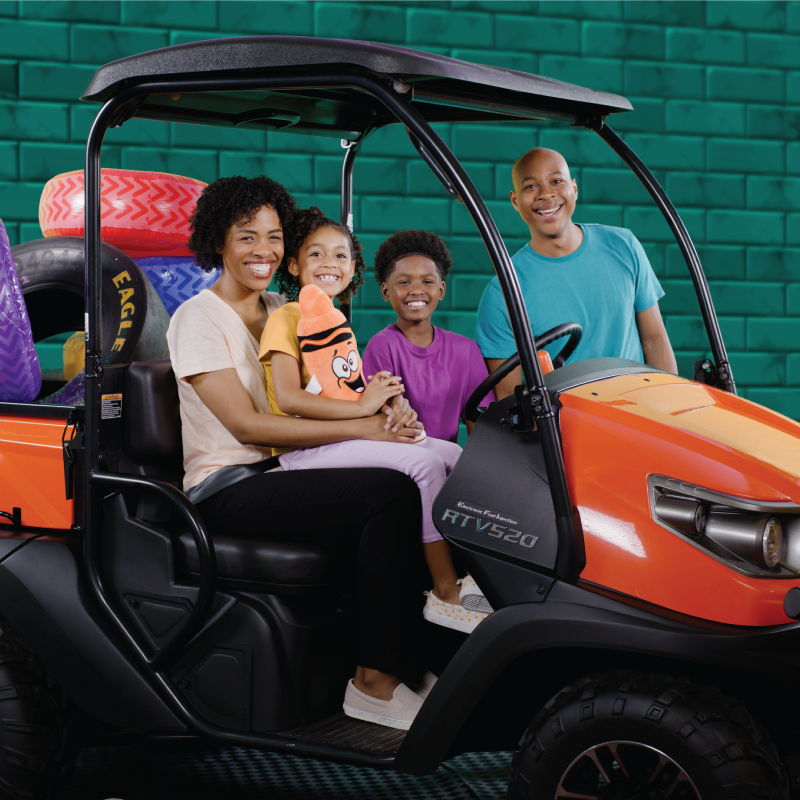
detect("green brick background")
[1,1,800,414]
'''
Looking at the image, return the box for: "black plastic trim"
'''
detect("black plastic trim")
[0,401,78,419]
[0,540,185,730]
[543,357,664,397]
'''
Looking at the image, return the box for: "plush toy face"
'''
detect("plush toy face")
[297,284,364,401]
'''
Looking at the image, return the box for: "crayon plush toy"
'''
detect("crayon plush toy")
[297,284,365,399]
[297,284,425,443]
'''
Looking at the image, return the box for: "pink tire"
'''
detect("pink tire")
[39,168,206,259]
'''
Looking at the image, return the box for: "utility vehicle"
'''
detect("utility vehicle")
[1,37,799,800]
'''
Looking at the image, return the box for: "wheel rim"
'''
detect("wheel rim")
[556,740,700,800]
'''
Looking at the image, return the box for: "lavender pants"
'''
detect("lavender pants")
[279,437,463,543]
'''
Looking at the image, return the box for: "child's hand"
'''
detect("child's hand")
[362,413,421,443]
[360,371,405,416]
[382,395,423,435]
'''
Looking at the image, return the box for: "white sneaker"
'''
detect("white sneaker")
[423,591,488,634]
[458,575,494,614]
[342,679,423,730]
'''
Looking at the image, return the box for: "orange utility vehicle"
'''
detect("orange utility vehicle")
[0,37,799,800]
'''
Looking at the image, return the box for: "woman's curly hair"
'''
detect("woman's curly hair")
[274,206,365,303]
[373,229,453,285]
[187,175,298,273]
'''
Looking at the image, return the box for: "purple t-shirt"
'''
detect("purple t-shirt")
[362,325,490,443]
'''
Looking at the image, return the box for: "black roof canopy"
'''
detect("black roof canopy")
[81,36,632,140]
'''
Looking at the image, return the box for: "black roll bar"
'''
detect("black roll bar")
[405,128,463,203]
[89,471,217,671]
[594,123,735,395]
[339,139,359,325]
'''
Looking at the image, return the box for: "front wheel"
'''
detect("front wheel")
[508,671,788,800]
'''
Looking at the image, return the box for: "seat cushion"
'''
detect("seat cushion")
[174,531,354,594]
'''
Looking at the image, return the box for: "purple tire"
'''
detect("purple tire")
[0,219,41,403]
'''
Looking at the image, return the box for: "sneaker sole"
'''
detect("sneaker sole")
[461,594,494,614]
[423,606,482,634]
[342,703,413,730]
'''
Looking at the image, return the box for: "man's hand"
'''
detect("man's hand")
[636,303,677,374]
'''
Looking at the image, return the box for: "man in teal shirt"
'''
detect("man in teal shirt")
[475,147,677,399]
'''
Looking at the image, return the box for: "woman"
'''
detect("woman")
[167,175,428,730]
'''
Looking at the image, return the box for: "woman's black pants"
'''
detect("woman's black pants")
[197,467,423,675]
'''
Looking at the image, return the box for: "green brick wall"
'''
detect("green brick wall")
[1,1,800,414]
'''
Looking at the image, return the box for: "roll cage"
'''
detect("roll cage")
[71,36,734,750]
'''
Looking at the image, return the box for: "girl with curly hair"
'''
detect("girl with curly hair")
[167,178,428,731]
[259,211,479,669]
[363,230,494,630]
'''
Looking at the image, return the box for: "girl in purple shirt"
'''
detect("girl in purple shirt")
[363,230,493,622]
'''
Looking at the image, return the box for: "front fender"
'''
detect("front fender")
[0,539,184,730]
[394,580,800,775]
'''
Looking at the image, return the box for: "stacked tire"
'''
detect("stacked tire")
[5,168,215,402]
[11,237,170,369]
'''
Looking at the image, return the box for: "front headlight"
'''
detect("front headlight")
[649,475,797,578]
[703,510,784,569]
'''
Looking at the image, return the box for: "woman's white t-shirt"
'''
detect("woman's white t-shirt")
[167,288,285,491]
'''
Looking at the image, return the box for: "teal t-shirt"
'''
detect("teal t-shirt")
[475,224,664,365]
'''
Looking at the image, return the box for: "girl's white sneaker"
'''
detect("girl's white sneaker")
[423,591,488,634]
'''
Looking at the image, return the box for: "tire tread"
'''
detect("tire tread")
[508,670,789,800]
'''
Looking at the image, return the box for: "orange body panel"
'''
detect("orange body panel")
[537,350,554,376]
[560,372,800,627]
[0,415,74,529]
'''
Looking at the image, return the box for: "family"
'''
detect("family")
[165,146,678,731]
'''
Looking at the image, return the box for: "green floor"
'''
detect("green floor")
[65,746,513,800]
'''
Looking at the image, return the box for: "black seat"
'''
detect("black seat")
[123,361,350,594]
[173,534,352,594]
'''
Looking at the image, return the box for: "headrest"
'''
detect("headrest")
[125,361,181,462]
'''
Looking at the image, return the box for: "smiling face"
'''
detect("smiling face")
[510,148,578,242]
[218,204,284,291]
[288,225,355,300]
[381,254,445,323]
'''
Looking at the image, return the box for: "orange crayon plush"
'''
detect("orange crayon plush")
[297,284,364,400]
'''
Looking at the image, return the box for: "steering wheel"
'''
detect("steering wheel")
[463,322,583,423]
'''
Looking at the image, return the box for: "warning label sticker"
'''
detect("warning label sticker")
[101,393,123,419]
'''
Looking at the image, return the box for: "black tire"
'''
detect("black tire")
[508,671,789,800]
[0,616,81,799]
[11,236,169,367]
